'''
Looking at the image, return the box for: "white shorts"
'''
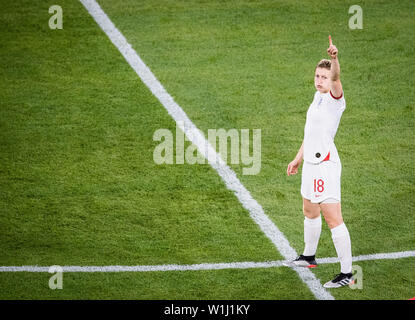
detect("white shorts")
[301,160,341,204]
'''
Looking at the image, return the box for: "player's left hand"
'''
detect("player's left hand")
[327,35,338,59]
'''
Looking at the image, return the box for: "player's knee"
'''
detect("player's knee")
[320,203,343,228]
[323,215,343,229]
[303,204,320,219]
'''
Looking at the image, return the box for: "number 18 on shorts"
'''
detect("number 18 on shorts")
[314,178,325,193]
[301,160,342,204]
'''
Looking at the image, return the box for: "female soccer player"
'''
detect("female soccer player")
[284,36,353,288]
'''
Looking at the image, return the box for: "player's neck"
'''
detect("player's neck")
[317,89,329,94]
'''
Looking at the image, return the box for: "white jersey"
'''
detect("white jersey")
[303,90,345,164]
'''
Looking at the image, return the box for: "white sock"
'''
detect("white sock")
[302,215,322,256]
[331,223,352,274]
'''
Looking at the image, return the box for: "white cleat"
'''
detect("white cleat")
[323,273,354,288]
[283,255,318,268]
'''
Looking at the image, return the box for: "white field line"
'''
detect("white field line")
[1,250,414,273]
[78,0,334,299]
[317,250,415,265]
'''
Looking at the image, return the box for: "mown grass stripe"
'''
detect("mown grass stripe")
[78,0,334,300]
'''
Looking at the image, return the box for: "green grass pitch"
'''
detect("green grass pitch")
[0,0,414,299]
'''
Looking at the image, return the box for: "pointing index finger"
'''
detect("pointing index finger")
[329,35,332,46]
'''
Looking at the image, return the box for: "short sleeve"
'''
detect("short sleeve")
[329,90,346,112]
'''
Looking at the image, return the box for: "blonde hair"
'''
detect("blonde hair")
[316,59,331,70]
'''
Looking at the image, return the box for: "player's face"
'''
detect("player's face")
[314,68,330,93]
